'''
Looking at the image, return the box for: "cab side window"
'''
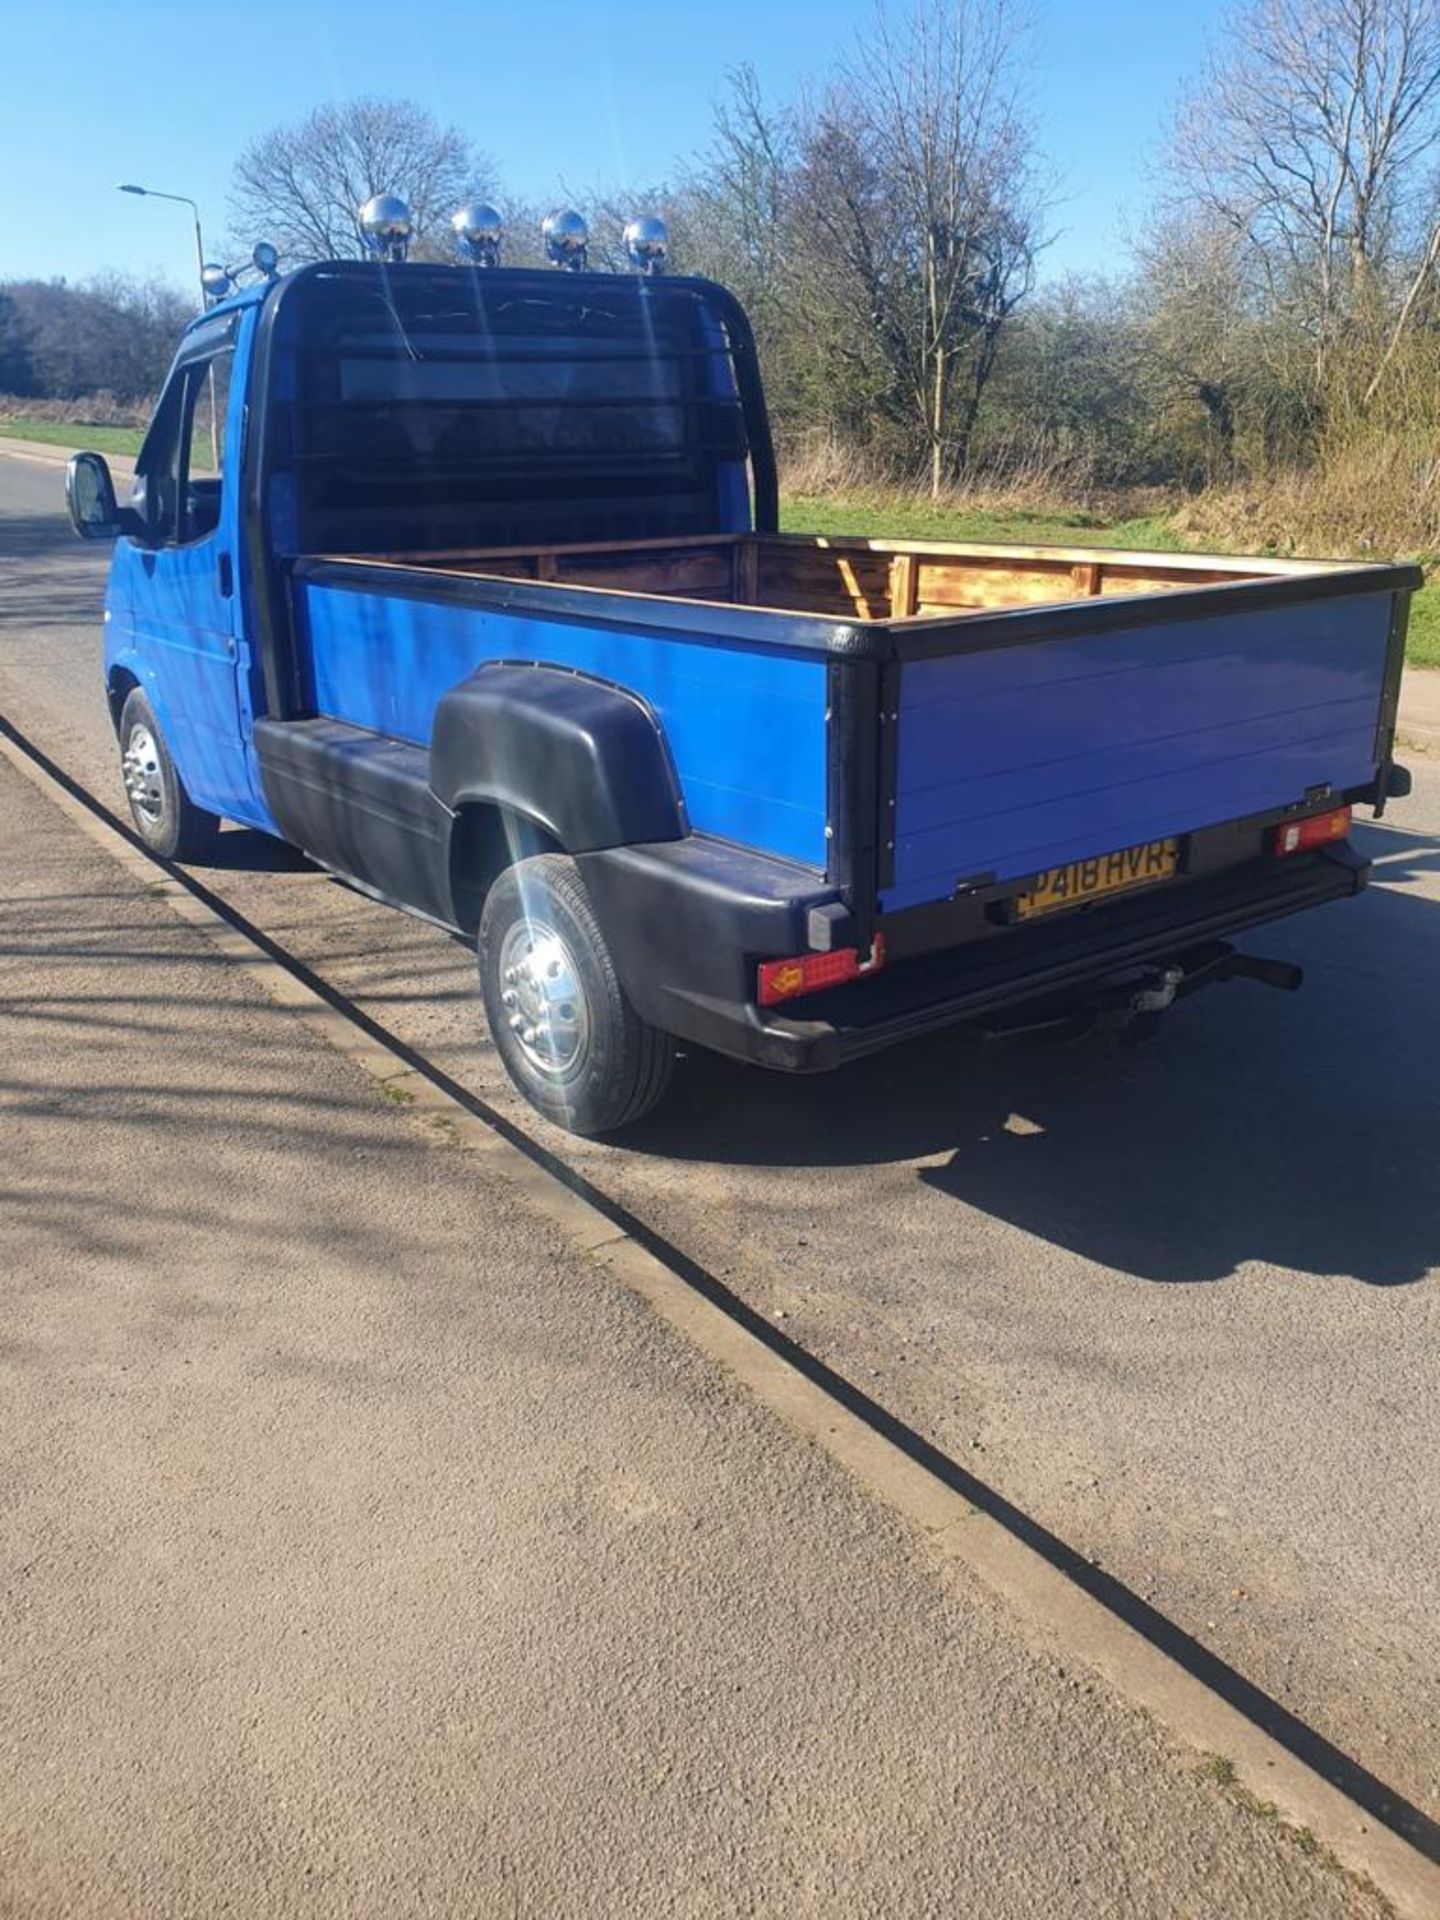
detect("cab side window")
[183,351,233,543]
[132,340,234,547]
[133,369,188,543]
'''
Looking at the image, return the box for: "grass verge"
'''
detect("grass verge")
[1404,585,1440,668]
[0,419,143,457]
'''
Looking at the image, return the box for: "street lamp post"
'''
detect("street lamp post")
[118,183,206,302]
[117,182,219,467]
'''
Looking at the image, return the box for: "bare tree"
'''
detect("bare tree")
[685,67,796,324]
[576,73,846,446]
[229,97,496,264]
[673,69,845,441]
[1170,0,1440,406]
[798,0,1044,492]
[1130,214,1290,481]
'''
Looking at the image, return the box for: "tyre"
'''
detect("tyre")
[117,688,221,860]
[478,853,675,1136]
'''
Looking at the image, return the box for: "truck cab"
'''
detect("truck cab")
[103,299,260,827]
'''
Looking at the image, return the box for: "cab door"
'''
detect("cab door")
[122,312,257,821]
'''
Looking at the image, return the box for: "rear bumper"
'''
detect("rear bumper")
[791,844,1367,1067]
[578,835,1370,1074]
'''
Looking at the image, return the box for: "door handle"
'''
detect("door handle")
[217,551,234,598]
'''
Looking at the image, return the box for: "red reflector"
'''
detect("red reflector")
[758,934,886,1006]
[1273,805,1351,858]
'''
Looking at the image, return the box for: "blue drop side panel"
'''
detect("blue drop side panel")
[300,583,829,867]
[884,592,1395,912]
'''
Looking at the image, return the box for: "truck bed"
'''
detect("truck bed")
[291,532,1413,932]
[315,531,1340,623]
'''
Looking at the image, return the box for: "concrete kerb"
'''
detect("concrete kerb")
[2,720,1437,1920]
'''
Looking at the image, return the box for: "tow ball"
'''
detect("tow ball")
[980,942,1305,1046]
[1128,965,1185,1016]
[1105,943,1305,1040]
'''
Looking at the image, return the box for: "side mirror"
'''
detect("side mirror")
[65,451,123,540]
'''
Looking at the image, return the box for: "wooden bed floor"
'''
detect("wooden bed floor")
[337,531,1322,623]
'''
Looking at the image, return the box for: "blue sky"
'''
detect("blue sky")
[5,0,1215,293]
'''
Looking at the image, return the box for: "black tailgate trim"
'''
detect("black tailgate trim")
[771,845,1368,1062]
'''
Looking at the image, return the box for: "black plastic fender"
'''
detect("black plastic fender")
[430,663,688,851]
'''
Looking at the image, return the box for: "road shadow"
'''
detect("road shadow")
[0,514,106,626]
[0,508,80,562]
[204,824,314,873]
[634,826,1440,1288]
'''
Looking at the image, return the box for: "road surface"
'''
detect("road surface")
[2,444,1435,1826]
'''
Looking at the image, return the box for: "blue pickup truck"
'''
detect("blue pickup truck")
[65,212,1417,1135]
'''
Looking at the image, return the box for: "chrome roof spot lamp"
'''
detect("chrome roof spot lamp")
[542,208,589,271]
[624,215,668,276]
[358,193,414,264]
[453,203,504,267]
[198,242,280,307]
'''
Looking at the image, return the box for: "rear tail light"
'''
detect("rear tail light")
[757,935,886,1007]
[1273,805,1351,858]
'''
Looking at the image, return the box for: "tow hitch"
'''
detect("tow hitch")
[980,941,1304,1044]
[1129,965,1186,1015]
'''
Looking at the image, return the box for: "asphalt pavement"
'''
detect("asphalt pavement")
[1,440,1436,1861]
[9,720,1404,1916]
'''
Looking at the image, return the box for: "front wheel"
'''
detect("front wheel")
[478,853,675,1137]
[117,688,221,860]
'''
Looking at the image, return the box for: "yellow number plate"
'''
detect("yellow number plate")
[1014,837,1180,921]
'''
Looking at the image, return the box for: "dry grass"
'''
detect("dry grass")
[1146,432,1440,563]
[776,430,886,500]
[0,391,152,429]
[776,425,1117,520]
[783,420,1440,565]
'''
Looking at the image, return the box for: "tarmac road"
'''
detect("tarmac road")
[6,736,1402,1920]
[1,445,1436,1821]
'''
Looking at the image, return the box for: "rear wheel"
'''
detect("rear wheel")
[478,853,674,1136]
[118,688,221,860]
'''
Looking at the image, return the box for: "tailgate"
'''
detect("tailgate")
[881,574,1412,914]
